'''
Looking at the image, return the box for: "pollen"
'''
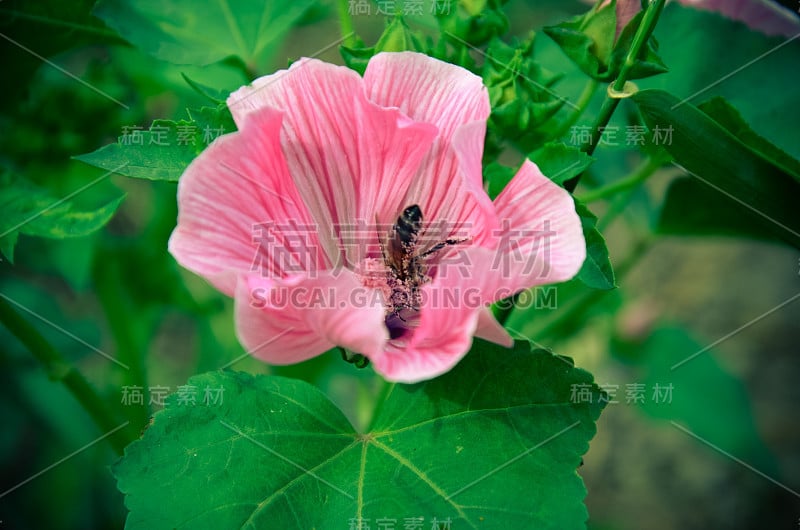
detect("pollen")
[355,257,424,320]
[355,258,393,301]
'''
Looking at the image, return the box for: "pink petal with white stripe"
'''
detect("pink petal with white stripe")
[485,159,586,295]
[228,58,438,264]
[169,107,325,295]
[370,269,482,383]
[235,270,388,365]
[364,52,497,241]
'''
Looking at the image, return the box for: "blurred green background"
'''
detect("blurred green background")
[1,0,799,528]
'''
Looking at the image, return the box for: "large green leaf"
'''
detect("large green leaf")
[0,172,124,263]
[697,97,800,183]
[632,89,800,249]
[115,341,605,528]
[74,106,235,181]
[93,0,316,68]
[657,178,780,242]
[644,4,800,160]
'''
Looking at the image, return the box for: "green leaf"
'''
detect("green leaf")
[697,97,800,182]
[74,106,235,181]
[644,4,800,160]
[180,73,229,105]
[543,1,616,77]
[74,121,196,181]
[633,89,800,248]
[658,178,779,242]
[0,173,124,262]
[575,201,615,290]
[93,0,316,68]
[21,195,125,238]
[529,142,594,186]
[115,341,605,528]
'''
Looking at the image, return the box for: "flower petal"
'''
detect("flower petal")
[169,107,327,295]
[474,307,514,347]
[363,52,491,142]
[234,269,388,365]
[227,58,438,263]
[448,121,502,245]
[437,160,585,305]
[489,159,586,291]
[364,52,496,245]
[370,272,482,383]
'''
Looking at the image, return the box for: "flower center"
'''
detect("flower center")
[355,257,429,340]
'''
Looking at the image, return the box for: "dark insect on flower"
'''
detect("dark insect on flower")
[382,204,467,336]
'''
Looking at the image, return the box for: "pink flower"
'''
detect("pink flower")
[601,0,800,38]
[168,52,585,383]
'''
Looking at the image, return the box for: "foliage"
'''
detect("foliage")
[116,342,604,528]
[1,0,797,528]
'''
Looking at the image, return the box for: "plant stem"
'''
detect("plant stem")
[336,0,357,47]
[94,258,151,431]
[0,296,132,455]
[565,0,667,192]
[577,156,661,203]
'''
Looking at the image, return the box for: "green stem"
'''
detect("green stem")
[336,0,357,47]
[565,0,666,192]
[576,156,661,203]
[551,78,600,141]
[0,296,132,455]
[94,260,151,431]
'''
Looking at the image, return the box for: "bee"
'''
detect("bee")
[385,204,424,283]
[381,204,468,328]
